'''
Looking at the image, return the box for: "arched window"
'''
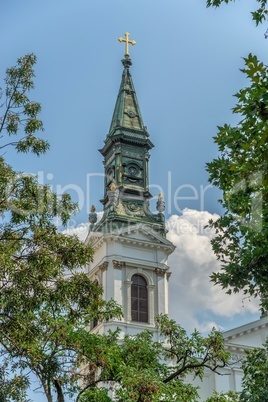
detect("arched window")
[90,279,99,330]
[131,274,148,323]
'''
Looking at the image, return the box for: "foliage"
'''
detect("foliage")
[0,360,30,402]
[0,53,49,155]
[206,0,268,25]
[205,390,240,401]
[206,54,268,311]
[0,54,122,402]
[240,339,268,402]
[78,315,230,402]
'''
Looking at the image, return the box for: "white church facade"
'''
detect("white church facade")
[84,33,268,400]
[187,314,268,400]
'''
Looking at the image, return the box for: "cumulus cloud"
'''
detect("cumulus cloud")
[166,209,260,332]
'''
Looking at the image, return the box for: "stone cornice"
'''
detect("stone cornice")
[123,259,169,272]
[109,235,173,252]
[86,232,104,251]
[224,316,268,340]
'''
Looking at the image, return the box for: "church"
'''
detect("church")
[84,33,268,400]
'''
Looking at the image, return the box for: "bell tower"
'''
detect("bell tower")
[85,34,175,337]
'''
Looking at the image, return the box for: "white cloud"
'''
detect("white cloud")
[166,209,260,333]
[64,212,103,241]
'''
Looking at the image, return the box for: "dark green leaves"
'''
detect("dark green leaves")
[0,54,49,155]
[206,0,268,25]
[206,54,268,311]
[77,315,229,402]
[240,339,268,402]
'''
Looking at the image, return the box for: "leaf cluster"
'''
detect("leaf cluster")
[0,54,49,155]
[206,390,240,401]
[240,339,268,402]
[0,359,30,402]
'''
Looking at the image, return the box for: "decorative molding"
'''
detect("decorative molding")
[99,261,109,272]
[113,260,126,268]
[167,272,172,279]
[155,268,167,276]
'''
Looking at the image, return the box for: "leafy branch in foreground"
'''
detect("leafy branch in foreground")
[206,390,240,401]
[0,53,49,155]
[240,338,268,402]
[0,359,30,402]
[78,315,230,402]
[206,0,268,25]
[206,54,268,311]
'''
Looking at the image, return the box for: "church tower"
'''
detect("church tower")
[85,33,175,337]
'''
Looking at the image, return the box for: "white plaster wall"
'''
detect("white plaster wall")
[121,244,156,263]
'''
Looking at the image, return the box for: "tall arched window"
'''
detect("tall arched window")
[131,274,148,323]
[90,279,99,330]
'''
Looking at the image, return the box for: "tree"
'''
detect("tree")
[206,54,268,312]
[77,315,231,402]
[240,338,268,402]
[0,54,121,401]
[206,0,268,25]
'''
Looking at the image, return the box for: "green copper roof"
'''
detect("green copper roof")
[108,57,146,135]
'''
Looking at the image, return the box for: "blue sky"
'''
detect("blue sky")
[1,0,267,396]
[2,0,266,223]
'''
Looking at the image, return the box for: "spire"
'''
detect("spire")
[95,35,165,237]
[108,56,146,136]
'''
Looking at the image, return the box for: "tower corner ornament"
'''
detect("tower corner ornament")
[118,32,136,57]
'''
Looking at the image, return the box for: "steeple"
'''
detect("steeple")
[108,57,147,136]
[84,36,174,340]
[93,41,165,236]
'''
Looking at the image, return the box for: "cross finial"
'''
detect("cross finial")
[118,32,136,57]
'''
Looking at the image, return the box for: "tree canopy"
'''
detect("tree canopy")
[205,3,268,397]
[77,315,230,402]
[206,54,268,311]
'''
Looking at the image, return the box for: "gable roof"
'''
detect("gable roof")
[86,223,175,254]
[224,314,268,350]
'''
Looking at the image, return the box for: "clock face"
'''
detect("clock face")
[127,110,135,118]
[128,165,138,176]
[123,162,142,184]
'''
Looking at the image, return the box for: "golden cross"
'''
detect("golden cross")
[118,32,136,57]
